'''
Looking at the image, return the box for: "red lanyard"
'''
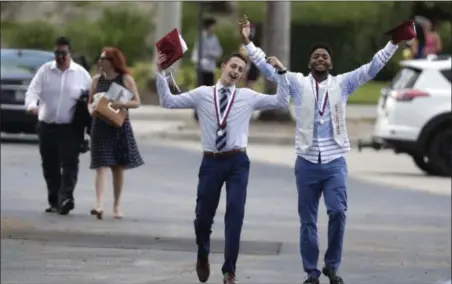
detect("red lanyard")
[315,81,328,116]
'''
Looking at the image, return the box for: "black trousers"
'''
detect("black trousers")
[37,122,80,207]
[194,71,215,120]
[200,71,214,86]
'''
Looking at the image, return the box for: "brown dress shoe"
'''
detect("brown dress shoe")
[223,273,238,284]
[196,257,210,283]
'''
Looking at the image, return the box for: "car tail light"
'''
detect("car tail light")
[391,89,430,101]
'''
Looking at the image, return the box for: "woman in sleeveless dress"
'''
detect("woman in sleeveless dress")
[87,47,144,220]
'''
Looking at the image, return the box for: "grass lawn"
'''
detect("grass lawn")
[348,80,388,105]
[251,77,389,105]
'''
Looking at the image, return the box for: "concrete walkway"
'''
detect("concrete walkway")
[129,105,377,146]
[129,104,378,121]
[1,141,450,284]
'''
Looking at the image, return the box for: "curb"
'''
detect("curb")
[129,113,376,124]
[129,112,193,122]
[155,131,361,147]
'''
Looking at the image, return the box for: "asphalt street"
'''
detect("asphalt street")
[1,138,451,284]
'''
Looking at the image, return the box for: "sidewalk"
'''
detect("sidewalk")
[130,104,378,121]
[130,105,377,145]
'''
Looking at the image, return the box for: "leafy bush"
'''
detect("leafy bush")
[65,5,154,66]
[129,61,153,93]
[437,21,451,55]
[2,20,57,50]
[1,5,153,69]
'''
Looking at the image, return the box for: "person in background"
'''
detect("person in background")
[404,18,426,59]
[88,47,144,220]
[420,18,443,56]
[191,17,223,120]
[410,16,443,59]
[24,36,92,215]
[192,17,223,86]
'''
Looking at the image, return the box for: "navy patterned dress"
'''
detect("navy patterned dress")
[90,74,144,170]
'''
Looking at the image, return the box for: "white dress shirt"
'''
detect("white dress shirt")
[25,60,92,124]
[156,73,290,152]
[245,41,398,163]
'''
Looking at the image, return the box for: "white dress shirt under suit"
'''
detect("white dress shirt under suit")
[25,60,92,124]
[155,72,291,152]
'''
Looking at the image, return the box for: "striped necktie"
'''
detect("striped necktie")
[215,88,229,151]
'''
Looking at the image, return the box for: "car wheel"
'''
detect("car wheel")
[412,155,438,175]
[427,127,452,177]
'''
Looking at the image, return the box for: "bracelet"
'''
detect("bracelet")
[277,69,287,75]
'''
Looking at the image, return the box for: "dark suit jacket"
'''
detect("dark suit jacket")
[72,90,92,153]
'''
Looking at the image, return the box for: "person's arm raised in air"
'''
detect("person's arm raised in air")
[239,15,297,84]
[155,53,202,109]
[249,56,291,110]
[337,40,399,97]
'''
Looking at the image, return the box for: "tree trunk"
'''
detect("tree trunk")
[258,1,292,122]
[149,2,182,97]
[152,1,182,78]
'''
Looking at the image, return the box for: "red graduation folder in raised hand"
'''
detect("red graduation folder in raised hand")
[155,28,188,70]
[384,20,417,44]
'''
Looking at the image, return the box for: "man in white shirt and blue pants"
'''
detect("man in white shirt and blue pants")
[25,36,92,215]
[240,16,410,284]
[156,52,290,284]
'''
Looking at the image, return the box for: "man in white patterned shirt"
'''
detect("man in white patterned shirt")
[156,52,290,284]
[240,16,415,284]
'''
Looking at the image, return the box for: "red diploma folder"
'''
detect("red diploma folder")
[384,20,417,44]
[155,28,188,70]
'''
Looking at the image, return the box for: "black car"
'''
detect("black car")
[0,48,55,133]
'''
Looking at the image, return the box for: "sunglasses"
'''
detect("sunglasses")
[54,50,68,57]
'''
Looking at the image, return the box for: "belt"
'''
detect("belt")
[203,148,246,158]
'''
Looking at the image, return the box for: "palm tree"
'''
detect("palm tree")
[258,1,292,121]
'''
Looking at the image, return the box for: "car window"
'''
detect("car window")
[1,57,51,72]
[1,62,31,73]
[390,67,421,89]
[440,69,451,83]
[1,51,53,72]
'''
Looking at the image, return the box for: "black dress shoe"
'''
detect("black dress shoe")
[322,267,344,284]
[196,256,210,283]
[59,199,74,215]
[303,276,320,284]
[90,209,103,220]
[45,207,58,213]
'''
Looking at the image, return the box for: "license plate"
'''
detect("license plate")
[15,90,25,101]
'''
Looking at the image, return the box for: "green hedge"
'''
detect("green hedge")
[1,5,153,67]
[1,2,449,87]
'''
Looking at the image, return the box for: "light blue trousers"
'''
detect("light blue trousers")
[295,156,348,278]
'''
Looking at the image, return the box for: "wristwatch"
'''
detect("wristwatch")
[277,69,287,75]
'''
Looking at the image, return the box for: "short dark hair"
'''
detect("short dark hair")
[54,36,71,50]
[203,18,217,29]
[309,42,333,58]
[221,53,247,66]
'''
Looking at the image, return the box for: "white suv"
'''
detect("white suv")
[359,55,451,176]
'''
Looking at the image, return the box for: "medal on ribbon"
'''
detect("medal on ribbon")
[311,78,329,124]
[213,86,236,137]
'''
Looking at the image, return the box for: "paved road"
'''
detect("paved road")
[1,139,450,284]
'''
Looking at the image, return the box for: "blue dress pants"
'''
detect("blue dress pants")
[295,156,348,278]
[194,152,250,275]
